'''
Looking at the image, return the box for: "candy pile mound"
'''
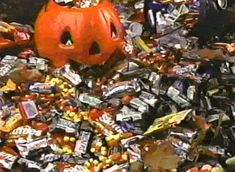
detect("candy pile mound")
[54,0,101,8]
[0,0,235,172]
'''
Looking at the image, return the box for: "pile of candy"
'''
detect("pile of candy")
[0,0,235,172]
[54,0,101,8]
[0,21,33,51]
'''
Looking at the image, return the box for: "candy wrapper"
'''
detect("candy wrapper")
[0,150,18,170]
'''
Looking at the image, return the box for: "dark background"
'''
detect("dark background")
[0,0,47,24]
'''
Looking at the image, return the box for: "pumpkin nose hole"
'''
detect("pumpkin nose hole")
[60,31,73,46]
[89,42,100,55]
[111,23,117,38]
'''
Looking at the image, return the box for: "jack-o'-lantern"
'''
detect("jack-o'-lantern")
[35,0,125,67]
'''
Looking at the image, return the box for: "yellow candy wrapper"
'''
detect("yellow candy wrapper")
[144,109,192,135]
[0,108,23,133]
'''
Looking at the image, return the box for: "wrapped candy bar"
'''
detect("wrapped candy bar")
[103,80,141,99]
[0,150,18,169]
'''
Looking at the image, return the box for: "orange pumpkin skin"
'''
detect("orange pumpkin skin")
[35,0,125,67]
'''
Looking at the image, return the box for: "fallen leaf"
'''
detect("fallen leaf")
[0,79,16,91]
[130,161,144,172]
[8,65,42,84]
[141,141,181,170]
[194,115,211,131]
[197,48,226,60]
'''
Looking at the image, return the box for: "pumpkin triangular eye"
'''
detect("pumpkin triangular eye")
[110,22,117,38]
[89,42,100,55]
[61,31,73,46]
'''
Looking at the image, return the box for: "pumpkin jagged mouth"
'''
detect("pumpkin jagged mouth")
[60,31,73,46]
[89,42,101,55]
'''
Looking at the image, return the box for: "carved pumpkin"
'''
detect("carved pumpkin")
[35,0,125,67]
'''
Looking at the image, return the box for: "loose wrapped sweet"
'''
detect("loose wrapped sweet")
[0,21,33,52]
